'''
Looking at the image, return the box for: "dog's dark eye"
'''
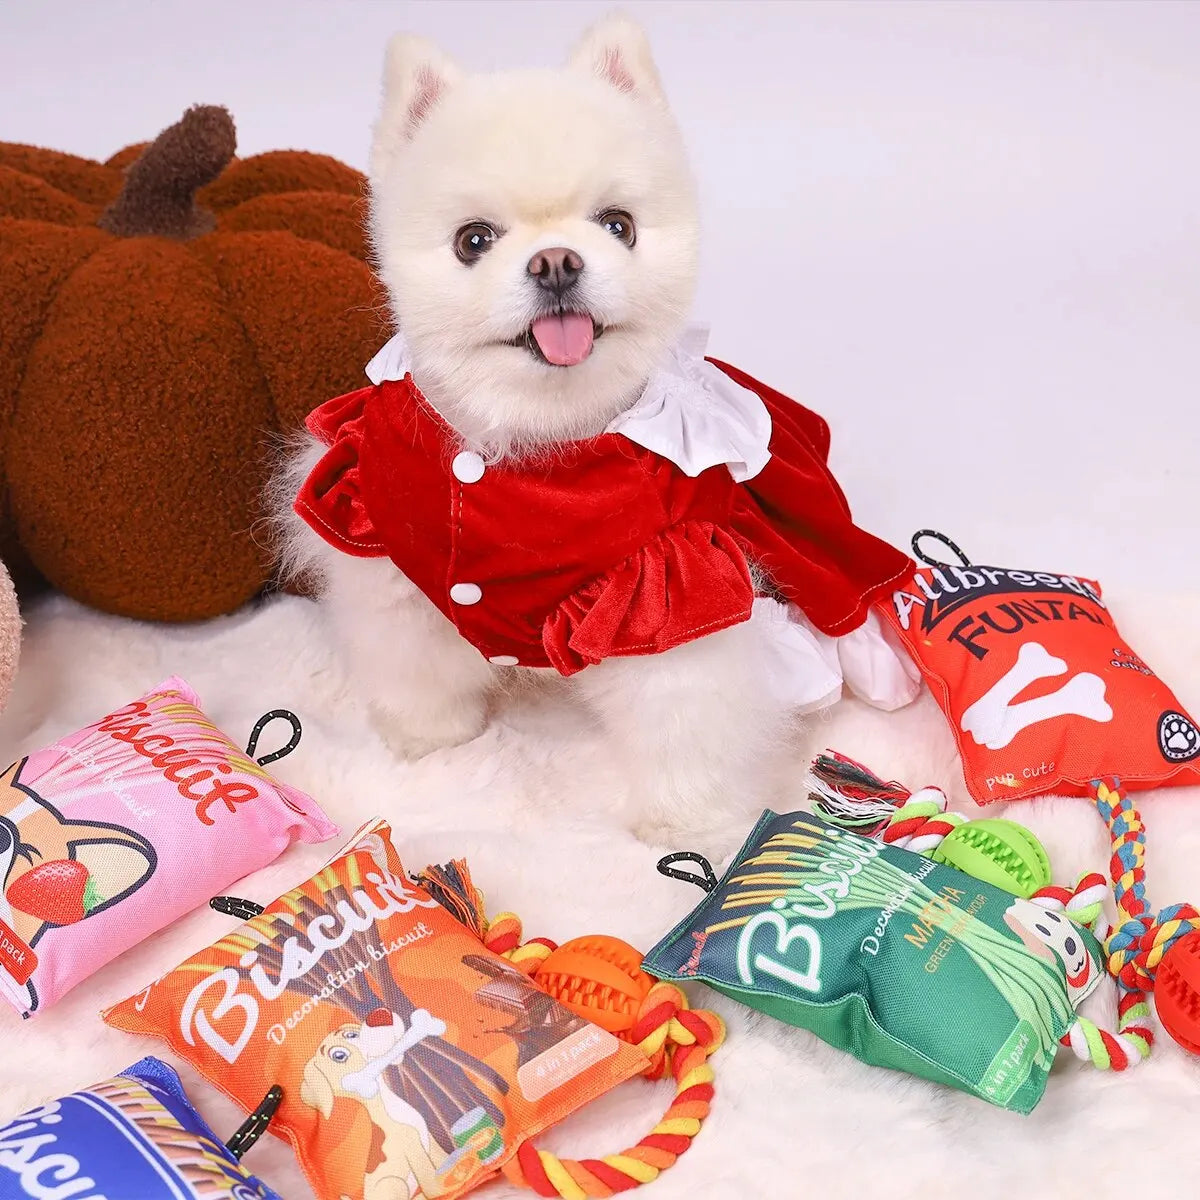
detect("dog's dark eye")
[454,222,498,265]
[597,209,636,248]
[329,1046,350,1064]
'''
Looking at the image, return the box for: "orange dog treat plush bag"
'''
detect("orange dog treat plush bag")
[103,820,647,1200]
[880,532,1200,804]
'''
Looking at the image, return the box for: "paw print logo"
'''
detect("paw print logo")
[1157,710,1200,763]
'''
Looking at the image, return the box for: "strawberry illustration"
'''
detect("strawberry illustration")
[6,859,99,926]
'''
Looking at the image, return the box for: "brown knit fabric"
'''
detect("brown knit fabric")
[0,106,388,622]
[198,149,364,210]
[98,105,236,240]
[217,191,371,260]
[0,143,123,206]
[104,143,151,170]
[0,561,20,713]
[0,167,96,224]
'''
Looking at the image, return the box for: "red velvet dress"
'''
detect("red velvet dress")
[295,358,911,676]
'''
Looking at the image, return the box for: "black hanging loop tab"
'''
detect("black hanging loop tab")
[225,1085,283,1160]
[657,851,719,893]
[910,529,972,570]
[245,709,302,766]
[210,895,265,921]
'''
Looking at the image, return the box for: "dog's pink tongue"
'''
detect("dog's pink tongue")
[531,313,594,366]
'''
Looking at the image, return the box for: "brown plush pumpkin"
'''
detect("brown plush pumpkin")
[0,105,389,621]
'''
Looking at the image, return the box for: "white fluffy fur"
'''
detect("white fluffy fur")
[4,588,1200,1200]
[275,13,803,842]
[370,14,698,449]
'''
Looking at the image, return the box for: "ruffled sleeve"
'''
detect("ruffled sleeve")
[751,599,922,714]
[542,520,755,675]
[293,386,387,557]
[712,359,913,637]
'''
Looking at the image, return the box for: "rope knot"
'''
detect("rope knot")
[628,982,725,1080]
[880,793,964,854]
[1108,915,1155,990]
[484,911,557,974]
[1030,871,1108,932]
[1107,905,1200,991]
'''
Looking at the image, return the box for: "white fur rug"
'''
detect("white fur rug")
[4,587,1200,1200]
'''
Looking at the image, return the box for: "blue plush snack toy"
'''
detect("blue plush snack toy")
[0,1057,281,1199]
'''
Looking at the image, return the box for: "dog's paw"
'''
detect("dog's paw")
[630,817,674,848]
[370,705,488,761]
[629,806,758,857]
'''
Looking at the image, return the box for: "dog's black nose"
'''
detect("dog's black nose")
[528,247,584,295]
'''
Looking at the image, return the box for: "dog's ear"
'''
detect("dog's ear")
[0,760,21,794]
[569,12,665,105]
[299,1059,336,1118]
[372,34,463,170]
[1004,908,1055,966]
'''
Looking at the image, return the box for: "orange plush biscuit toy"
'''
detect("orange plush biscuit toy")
[103,820,647,1200]
[880,532,1200,804]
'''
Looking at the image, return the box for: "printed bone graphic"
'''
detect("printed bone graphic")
[961,641,1113,750]
[342,1008,447,1098]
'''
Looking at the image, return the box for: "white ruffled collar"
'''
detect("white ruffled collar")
[364,324,772,483]
[365,333,415,388]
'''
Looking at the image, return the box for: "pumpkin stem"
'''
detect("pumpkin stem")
[98,105,235,240]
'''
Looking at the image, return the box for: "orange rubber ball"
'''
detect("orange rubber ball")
[533,935,653,1038]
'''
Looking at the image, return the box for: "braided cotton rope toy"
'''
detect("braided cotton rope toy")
[808,752,1155,1070]
[1090,777,1200,1056]
[414,863,725,1198]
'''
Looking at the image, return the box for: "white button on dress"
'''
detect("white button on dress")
[449,583,482,606]
[452,451,486,483]
[488,655,520,667]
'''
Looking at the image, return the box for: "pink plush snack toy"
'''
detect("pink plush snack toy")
[0,677,337,1018]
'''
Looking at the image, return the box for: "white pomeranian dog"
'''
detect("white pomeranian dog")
[276,13,920,840]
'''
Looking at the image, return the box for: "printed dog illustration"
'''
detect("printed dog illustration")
[0,757,156,1009]
[1004,899,1097,1004]
[301,1009,452,1200]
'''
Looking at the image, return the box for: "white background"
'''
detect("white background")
[4,0,1198,589]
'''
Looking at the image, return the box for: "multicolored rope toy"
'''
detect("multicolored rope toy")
[1090,776,1200,1055]
[414,861,725,1198]
[808,751,1154,1070]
